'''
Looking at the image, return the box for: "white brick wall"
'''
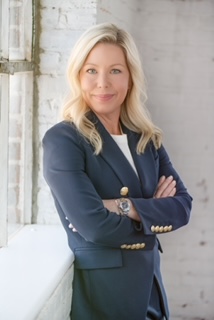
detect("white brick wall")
[36,1,214,319]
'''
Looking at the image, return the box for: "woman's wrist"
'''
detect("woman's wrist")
[115,198,131,216]
[103,198,140,222]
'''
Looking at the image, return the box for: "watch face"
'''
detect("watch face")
[120,199,130,212]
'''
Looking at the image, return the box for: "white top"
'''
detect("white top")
[111,134,138,177]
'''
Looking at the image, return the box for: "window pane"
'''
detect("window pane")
[8,72,33,237]
[9,0,32,60]
[0,0,9,59]
[0,1,33,244]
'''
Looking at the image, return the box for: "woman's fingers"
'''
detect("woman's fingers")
[154,176,176,198]
[168,186,176,197]
[156,175,166,188]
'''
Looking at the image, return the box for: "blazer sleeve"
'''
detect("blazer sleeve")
[43,123,155,249]
[130,144,193,235]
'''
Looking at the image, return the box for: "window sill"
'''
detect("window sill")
[0,224,74,320]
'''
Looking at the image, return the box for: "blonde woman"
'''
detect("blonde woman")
[43,23,192,320]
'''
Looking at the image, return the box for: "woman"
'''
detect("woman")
[43,23,192,320]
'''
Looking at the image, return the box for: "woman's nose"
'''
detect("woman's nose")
[97,73,110,88]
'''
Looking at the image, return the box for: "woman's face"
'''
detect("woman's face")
[79,43,130,120]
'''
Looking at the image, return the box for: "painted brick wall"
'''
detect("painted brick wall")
[36,1,214,319]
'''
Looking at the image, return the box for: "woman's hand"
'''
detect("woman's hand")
[153,175,176,199]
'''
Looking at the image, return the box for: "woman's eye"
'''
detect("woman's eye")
[87,69,97,74]
[111,69,121,74]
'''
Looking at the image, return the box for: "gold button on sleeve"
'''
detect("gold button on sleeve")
[163,226,168,232]
[159,226,164,233]
[155,226,160,233]
[151,225,155,232]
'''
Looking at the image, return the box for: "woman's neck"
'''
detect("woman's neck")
[95,113,122,135]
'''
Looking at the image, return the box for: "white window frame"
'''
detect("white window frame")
[0,75,9,246]
[0,0,34,246]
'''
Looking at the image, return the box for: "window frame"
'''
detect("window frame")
[0,0,34,246]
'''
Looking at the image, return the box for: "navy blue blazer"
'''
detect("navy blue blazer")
[43,112,192,319]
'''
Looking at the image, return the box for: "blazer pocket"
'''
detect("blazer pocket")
[74,248,123,270]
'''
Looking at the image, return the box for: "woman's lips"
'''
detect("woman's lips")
[93,94,114,101]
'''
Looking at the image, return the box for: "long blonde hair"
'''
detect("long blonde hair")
[62,23,162,154]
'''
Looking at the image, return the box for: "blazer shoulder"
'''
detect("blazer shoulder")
[43,121,83,146]
[44,121,75,137]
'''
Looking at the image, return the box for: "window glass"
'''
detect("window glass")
[0,0,33,245]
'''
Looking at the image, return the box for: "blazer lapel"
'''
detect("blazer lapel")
[123,126,158,198]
